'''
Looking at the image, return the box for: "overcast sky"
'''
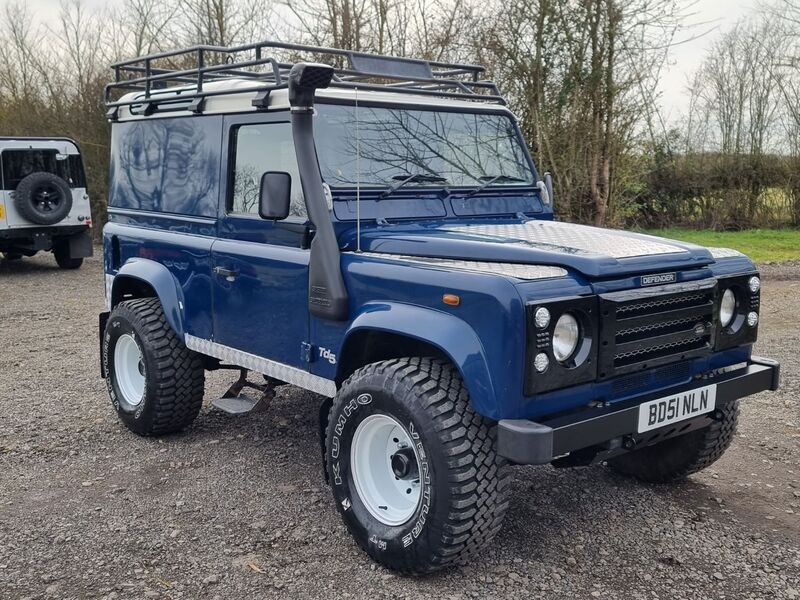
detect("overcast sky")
[659,0,763,119]
[18,0,764,119]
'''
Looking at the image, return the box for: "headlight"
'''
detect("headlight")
[553,313,580,362]
[720,288,736,327]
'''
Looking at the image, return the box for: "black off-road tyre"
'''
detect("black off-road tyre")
[14,172,73,225]
[103,298,205,436]
[2,252,22,260]
[53,242,83,269]
[609,400,740,483]
[325,357,510,573]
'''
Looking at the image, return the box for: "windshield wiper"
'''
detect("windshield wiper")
[463,174,527,198]
[380,172,448,199]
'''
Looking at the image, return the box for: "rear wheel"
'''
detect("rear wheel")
[609,400,740,483]
[325,357,510,573]
[53,242,83,269]
[103,298,205,436]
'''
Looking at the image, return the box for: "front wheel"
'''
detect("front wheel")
[325,358,510,573]
[103,298,205,435]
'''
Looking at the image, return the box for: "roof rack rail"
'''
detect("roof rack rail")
[104,40,505,114]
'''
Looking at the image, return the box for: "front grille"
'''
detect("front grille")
[599,280,717,377]
[615,292,708,317]
[615,336,707,364]
[617,315,698,339]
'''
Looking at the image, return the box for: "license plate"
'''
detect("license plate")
[636,384,717,433]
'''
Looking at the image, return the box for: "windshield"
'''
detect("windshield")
[314,104,535,189]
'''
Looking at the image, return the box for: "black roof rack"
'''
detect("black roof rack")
[104,40,505,116]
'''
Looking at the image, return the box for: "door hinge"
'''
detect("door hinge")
[301,342,314,363]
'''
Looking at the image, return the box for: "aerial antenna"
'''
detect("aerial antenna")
[355,86,362,253]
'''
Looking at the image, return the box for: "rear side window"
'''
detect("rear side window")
[108,117,221,217]
[1,149,86,190]
[229,123,306,219]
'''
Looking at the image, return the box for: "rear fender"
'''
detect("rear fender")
[339,302,497,417]
[110,258,186,337]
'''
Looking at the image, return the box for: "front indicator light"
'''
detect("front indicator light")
[442,293,460,306]
[534,353,549,373]
[720,289,736,327]
[747,311,759,327]
[553,313,580,362]
[748,276,760,293]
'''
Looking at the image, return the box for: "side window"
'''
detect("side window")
[230,123,306,219]
[108,117,221,217]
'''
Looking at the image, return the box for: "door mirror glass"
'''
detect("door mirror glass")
[544,172,554,207]
[259,171,292,220]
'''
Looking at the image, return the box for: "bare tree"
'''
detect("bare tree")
[477,0,691,225]
[179,0,276,47]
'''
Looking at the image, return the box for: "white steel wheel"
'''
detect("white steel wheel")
[114,333,146,409]
[350,413,422,527]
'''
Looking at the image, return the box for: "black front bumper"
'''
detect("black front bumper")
[497,356,780,465]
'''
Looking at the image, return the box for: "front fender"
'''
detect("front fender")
[341,302,498,418]
[111,258,186,337]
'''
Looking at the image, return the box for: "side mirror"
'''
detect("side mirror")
[259,171,292,220]
[543,172,554,207]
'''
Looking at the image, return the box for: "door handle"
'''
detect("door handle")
[213,266,239,281]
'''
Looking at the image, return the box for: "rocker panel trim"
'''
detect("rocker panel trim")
[184,334,338,397]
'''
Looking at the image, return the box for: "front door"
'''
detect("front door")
[210,115,311,369]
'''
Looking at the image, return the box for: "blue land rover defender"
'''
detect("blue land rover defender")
[99,42,780,573]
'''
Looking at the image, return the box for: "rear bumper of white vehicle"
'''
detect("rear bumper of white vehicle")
[0,225,93,256]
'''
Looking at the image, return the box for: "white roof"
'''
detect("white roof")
[114,78,513,121]
[0,138,80,154]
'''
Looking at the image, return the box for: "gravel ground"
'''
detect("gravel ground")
[0,253,798,600]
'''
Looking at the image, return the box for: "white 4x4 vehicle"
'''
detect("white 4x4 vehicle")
[0,137,93,269]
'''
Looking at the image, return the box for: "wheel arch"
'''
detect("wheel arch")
[110,259,186,338]
[335,302,498,418]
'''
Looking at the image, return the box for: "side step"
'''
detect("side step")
[211,369,277,416]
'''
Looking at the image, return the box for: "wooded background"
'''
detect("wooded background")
[2,0,800,230]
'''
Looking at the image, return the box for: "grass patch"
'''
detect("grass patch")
[645,228,800,263]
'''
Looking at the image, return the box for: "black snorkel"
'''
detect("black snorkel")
[288,62,349,321]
